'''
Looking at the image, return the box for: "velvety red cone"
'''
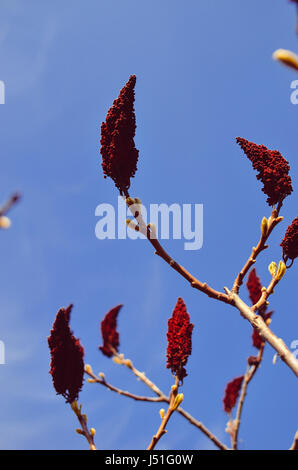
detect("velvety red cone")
[48,304,84,403]
[100,75,139,196]
[246,268,262,306]
[281,217,298,262]
[223,376,244,414]
[246,268,273,349]
[166,297,194,382]
[236,137,292,206]
[99,305,122,357]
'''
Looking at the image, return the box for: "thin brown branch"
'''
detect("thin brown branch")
[113,353,165,397]
[147,377,180,450]
[113,353,229,449]
[225,288,298,377]
[86,360,229,450]
[175,406,229,450]
[232,345,264,449]
[126,196,298,378]
[232,207,283,294]
[0,192,21,217]
[85,368,164,402]
[252,276,280,312]
[126,196,230,304]
[71,401,96,450]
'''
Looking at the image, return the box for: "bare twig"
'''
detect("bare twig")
[86,361,229,450]
[0,192,21,217]
[232,207,283,294]
[71,401,96,450]
[126,195,230,304]
[125,196,298,377]
[252,276,280,313]
[85,368,164,403]
[232,346,264,449]
[147,377,180,450]
[113,353,165,397]
[175,406,229,450]
[112,355,229,449]
[225,289,298,377]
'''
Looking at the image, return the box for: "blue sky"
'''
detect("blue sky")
[0,0,297,450]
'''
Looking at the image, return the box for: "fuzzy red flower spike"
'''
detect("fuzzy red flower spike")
[48,304,85,404]
[223,376,244,414]
[246,268,273,349]
[99,304,122,357]
[100,75,139,197]
[236,137,293,207]
[281,217,298,266]
[166,297,194,383]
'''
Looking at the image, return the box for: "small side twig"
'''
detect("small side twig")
[176,406,229,450]
[125,196,298,378]
[85,361,229,450]
[85,367,164,403]
[232,207,283,294]
[71,401,96,450]
[125,195,230,304]
[252,276,281,313]
[112,353,229,449]
[0,192,21,217]
[112,352,165,397]
[147,377,181,450]
[231,345,264,449]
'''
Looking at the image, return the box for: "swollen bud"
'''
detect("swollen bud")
[123,359,133,368]
[84,364,93,374]
[273,49,298,71]
[159,408,165,419]
[268,262,277,278]
[126,219,139,231]
[90,427,96,437]
[261,217,268,236]
[172,393,184,411]
[0,216,11,229]
[276,261,286,281]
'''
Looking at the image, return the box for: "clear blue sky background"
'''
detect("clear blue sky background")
[0,0,297,450]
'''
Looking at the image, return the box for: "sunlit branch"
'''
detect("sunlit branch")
[224,288,298,377]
